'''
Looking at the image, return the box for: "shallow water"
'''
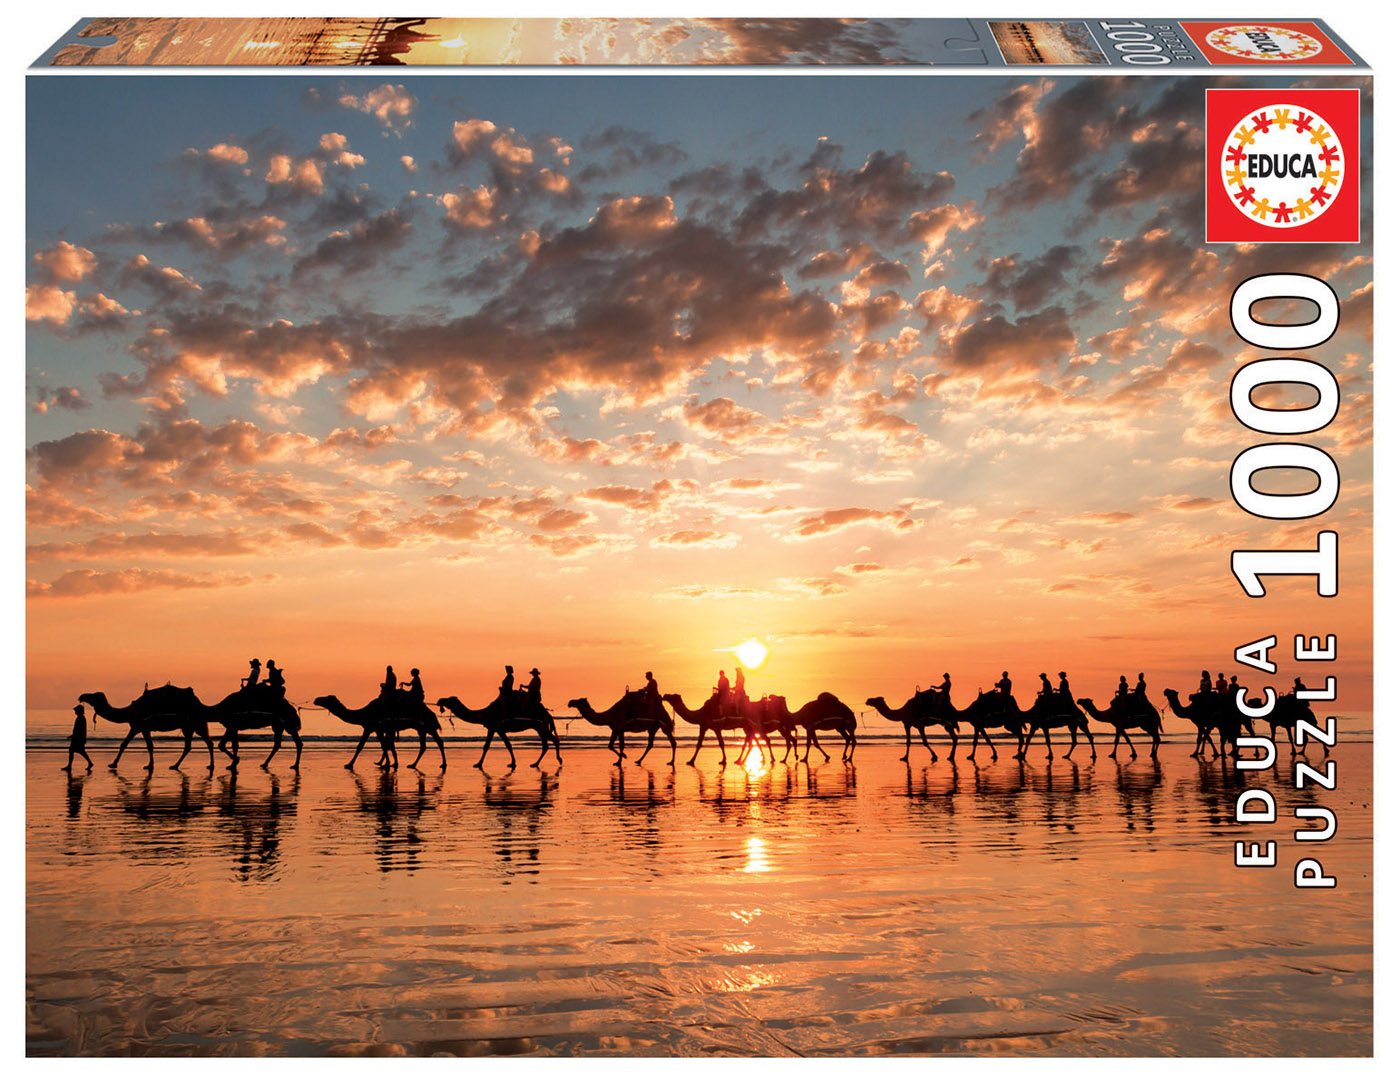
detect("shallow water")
[27,743,1372,1056]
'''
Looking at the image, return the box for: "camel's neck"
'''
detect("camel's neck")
[84,695,130,722]
[1080,699,1113,722]
[870,699,903,721]
[665,697,706,724]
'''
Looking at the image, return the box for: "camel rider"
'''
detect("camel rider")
[264,660,285,693]
[995,671,1012,699]
[1227,675,1240,699]
[1116,674,1129,701]
[1293,676,1306,693]
[1215,672,1228,695]
[400,667,424,701]
[643,671,661,715]
[1199,669,1212,695]
[1058,671,1071,699]
[1038,672,1053,699]
[932,672,951,709]
[734,667,747,704]
[243,658,261,688]
[716,670,730,708]
[525,668,542,704]
[1134,672,1146,698]
[499,665,515,702]
[380,665,398,702]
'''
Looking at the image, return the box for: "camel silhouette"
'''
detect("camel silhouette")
[952,689,1029,761]
[1251,691,1323,756]
[1018,691,1096,760]
[435,693,560,770]
[1163,689,1252,758]
[208,683,303,770]
[736,694,799,765]
[662,691,766,767]
[864,693,959,762]
[78,686,214,772]
[1077,692,1161,759]
[763,693,858,762]
[567,693,676,766]
[315,692,445,770]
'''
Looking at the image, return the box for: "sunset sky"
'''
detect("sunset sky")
[25,71,1373,716]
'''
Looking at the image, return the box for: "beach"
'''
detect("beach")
[26,742,1372,1056]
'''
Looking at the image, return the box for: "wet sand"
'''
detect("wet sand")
[26,744,1371,1056]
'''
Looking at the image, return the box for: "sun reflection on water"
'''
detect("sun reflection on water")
[742,835,770,873]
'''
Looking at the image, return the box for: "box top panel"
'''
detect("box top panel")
[34,16,1369,70]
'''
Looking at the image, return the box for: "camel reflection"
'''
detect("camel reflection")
[351,769,440,873]
[480,772,556,883]
[215,769,300,881]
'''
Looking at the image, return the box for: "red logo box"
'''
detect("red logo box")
[1181,21,1353,65]
[1205,88,1360,244]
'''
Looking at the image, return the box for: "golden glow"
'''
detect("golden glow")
[741,744,768,775]
[741,835,771,874]
[733,638,769,670]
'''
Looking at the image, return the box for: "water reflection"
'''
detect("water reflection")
[26,745,1374,1056]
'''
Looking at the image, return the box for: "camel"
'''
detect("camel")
[864,693,959,762]
[1163,689,1251,758]
[1018,691,1096,760]
[662,691,766,767]
[1077,693,1162,759]
[955,690,1029,761]
[764,693,858,763]
[316,691,445,770]
[736,695,800,765]
[1253,691,1322,756]
[207,683,303,770]
[568,692,676,766]
[435,692,560,770]
[78,685,214,772]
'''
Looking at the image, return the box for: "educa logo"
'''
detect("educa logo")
[1221,104,1343,230]
[1205,89,1359,244]
[1205,24,1323,61]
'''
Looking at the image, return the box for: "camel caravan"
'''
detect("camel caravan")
[70,659,1325,774]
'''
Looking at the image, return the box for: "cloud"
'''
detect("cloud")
[25,284,76,324]
[32,241,97,282]
[293,207,413,277]
[651,529,740,549]
[28,568,270,599]
[31,385,90,414]
[789,507,920,538]
[338,84,418,132]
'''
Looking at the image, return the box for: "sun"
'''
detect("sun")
[733,638,770,670]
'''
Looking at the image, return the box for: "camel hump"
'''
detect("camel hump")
[136,684,196,710]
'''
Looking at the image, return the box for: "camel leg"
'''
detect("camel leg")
[1109,730,1121,758]
[531,729,548,769]
[947,727,958,760]
[637,729,656,765]
[801,730,812,763]
[919,726,937,763]
[900,727,912,763]
[407,732,426,770]
[500,732,517,770]
[967,728,981,760]
[716,731,728,767]
[762,730,776,765]
[290,732,303,770]
[666,730,676,767]
[171,732,193,770]
[346,729,370,770]
[1064,727,1078,759]
[686,728,707,767]
[1043,726,1053,760]
[1085,726,1096,760]
[474,728,495,769]
[227,732,241,771]
[810,730,830,763]
[262,730,282,770]
[845,730,856,761]
[110,728,135,769]
[615,731,626,767]
[1122,728,1137,759]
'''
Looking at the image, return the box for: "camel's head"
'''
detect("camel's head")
[864,696,882,707]
[567,697,587,711]
[312,695,337,710]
